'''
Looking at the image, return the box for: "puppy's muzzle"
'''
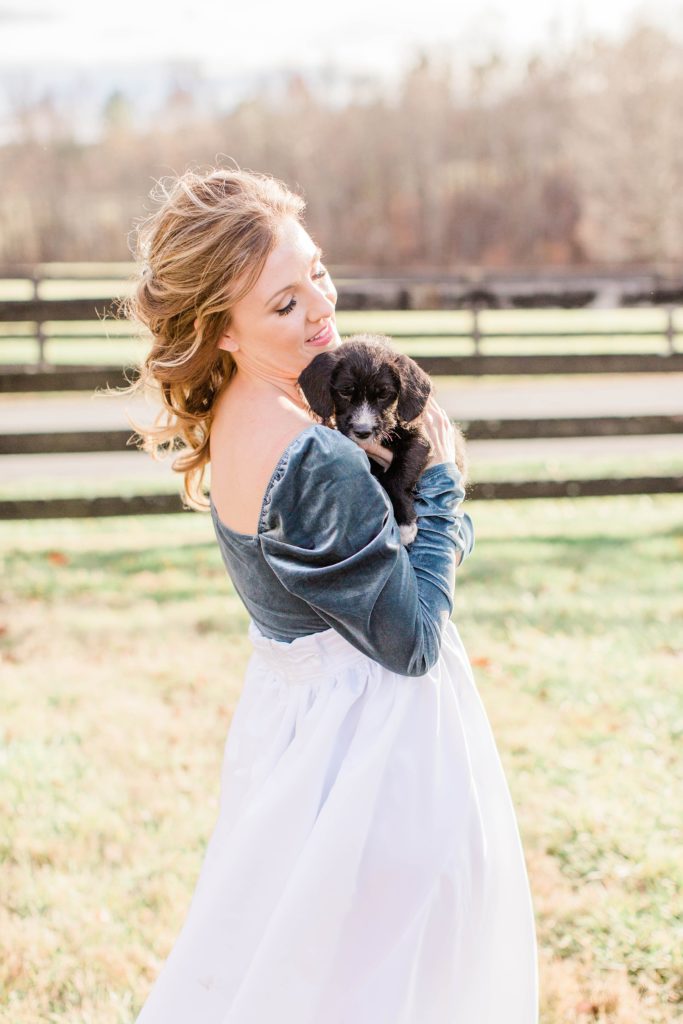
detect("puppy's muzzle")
[349,402,378,440]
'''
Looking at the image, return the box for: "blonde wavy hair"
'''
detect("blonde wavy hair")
[117,162,307,511]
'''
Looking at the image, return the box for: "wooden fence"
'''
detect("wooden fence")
[1,268,682,518]
[1,287,683,384]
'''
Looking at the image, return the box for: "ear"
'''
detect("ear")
[297,350,342,419]
[217,330,239,353]
[394,353,432,423]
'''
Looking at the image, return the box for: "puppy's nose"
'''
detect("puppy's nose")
[353,428,373,439]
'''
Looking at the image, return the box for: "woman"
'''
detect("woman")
[125,165,539,1023]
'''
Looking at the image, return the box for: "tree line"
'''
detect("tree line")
[1,22,681,268]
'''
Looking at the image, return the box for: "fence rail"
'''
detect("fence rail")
[2,415,682,457]
[1,474,681,522]
[3,352,683,395]
[0,285,682,370]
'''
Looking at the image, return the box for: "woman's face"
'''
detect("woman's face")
[217,217,340,378]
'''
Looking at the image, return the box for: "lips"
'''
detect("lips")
[306,322,335,346]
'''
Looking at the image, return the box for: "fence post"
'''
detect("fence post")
[32,271,47,369]
[471,303,481,356]
[665,305,676,355]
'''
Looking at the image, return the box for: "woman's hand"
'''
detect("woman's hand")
[423,394,457,470]
[361,400,467,565]
[358,439,394,471]
[354,393,457,473]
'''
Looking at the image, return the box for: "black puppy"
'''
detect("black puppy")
[297,333,434,545]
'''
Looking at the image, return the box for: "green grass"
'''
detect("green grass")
[1,494,682,1022]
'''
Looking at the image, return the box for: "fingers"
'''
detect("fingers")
[422,393,456,468]
[426,393,447,419]
[358,439,395,466]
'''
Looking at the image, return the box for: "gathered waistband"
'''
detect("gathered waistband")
[247,619,371,685]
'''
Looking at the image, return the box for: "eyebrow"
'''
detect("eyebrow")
[266,246,324,306]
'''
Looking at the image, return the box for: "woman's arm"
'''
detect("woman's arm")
[259,431,473,677]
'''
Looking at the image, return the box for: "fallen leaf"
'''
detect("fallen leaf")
[47,551,69,566]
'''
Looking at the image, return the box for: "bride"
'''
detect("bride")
[123,162,539,1024]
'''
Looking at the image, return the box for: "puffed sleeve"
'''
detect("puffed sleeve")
[258,427,474,677]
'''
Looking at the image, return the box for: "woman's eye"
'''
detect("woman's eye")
[276,267,329,316]
[276,298,296,317]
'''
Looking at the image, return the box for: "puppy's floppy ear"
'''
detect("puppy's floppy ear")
[394,353,432,423]
[297,349,342,419]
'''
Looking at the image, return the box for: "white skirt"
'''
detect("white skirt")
[135,619,539,1024]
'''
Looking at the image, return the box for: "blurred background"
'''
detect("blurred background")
[1,3,681,1023]
[3,0,683,267]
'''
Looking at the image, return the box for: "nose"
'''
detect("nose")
[308,279,336,322]
[310,296,335,323]
[353,428,373,439]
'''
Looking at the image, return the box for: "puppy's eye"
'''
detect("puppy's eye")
[337,390,353,401]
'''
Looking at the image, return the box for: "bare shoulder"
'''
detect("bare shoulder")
[209,386,316,534]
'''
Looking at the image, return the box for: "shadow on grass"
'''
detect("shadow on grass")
[4,511,680,615]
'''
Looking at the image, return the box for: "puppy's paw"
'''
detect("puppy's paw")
[399,521,418,546]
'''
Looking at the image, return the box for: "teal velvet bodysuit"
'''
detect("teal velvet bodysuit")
[209,423,475,678]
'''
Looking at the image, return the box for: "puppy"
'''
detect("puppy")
[297,333,466,546]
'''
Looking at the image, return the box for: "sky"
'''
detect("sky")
[2,0,682,80]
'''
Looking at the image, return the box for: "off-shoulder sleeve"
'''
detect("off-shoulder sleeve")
[258,428,474,677]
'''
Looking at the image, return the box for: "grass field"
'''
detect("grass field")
[1,494,682,1023]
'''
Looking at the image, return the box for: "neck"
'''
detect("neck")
[229,355,310,412]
